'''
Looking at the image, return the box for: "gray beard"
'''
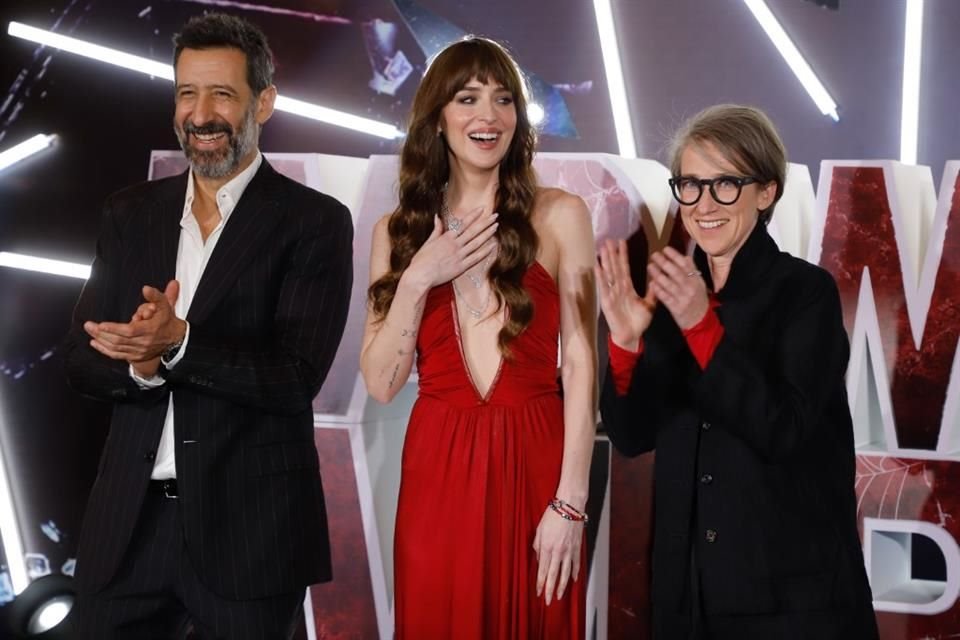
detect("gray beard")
[175,105,258,180]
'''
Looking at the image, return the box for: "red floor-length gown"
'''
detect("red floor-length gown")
[394,262,585,639]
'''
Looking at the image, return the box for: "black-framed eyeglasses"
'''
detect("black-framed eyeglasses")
[668,175,761,206]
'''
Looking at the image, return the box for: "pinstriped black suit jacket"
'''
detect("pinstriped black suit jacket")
[63,160,353,600]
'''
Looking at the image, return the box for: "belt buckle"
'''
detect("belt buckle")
[161,479,178,499]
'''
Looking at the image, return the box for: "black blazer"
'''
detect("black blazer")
[63,160,353,600]
[601,223,877,637]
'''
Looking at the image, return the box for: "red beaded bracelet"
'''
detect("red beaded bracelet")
[548,498,589,523]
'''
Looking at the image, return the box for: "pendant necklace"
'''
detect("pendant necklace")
[442,186,494,318]
[452,280,490,319]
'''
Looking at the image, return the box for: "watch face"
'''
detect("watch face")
[163,340,183,362]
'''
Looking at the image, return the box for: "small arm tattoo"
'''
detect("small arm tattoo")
[387,363,401,388]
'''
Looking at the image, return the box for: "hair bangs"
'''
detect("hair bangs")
[429,38,527,109]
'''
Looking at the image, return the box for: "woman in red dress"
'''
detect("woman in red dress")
[360,37,597,639]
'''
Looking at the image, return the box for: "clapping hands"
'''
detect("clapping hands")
[84,280,186,377]
[596,240,709,344]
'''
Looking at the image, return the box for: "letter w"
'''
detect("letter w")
[809,161,960,452]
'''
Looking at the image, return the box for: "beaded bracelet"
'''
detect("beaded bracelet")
[548,498,589,524]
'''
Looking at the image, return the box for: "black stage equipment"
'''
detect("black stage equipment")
[4,574,75,639]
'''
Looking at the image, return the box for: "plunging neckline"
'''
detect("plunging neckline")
[451,288,504,403]
[449,261,557,403]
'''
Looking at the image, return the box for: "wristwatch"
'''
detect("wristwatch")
[161,338,184,365]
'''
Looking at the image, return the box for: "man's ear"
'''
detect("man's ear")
[255,84,277,125]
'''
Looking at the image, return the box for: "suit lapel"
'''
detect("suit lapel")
[143,171,187,290]
[186,161,285,325]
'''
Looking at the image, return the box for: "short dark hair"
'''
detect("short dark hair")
[173,13,275,94]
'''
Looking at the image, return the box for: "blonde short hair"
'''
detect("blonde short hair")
[669,104,787,224]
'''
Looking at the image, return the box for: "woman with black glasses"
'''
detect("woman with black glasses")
[596,104,878,639]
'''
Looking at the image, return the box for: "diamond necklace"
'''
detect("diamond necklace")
[465,254,494,289]
[440,188,463,234]
[441,188,494,290]
[452,279,490,319]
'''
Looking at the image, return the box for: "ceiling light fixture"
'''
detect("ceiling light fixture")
[592,0,638,158]
[900,0,924,165]
[0,432,27,595]
[743,0,840,121]
[7,22,404,139]
[0,252,91,280]
[0,134,56,173]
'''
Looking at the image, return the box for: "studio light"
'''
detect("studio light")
[0,135,56,173]
[592,0,638,158]
[7,21,404,140]
[743,0,840,121]
[7,21,172,79]
[0,253,91,280]
[28,596,71,633]
[900,0,924,165]
[0,432,27,597]
[526,102,545,126]
[273,96,404,140]
[5,574,76,639]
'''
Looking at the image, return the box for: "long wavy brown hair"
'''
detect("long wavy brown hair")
[368,36,539,355]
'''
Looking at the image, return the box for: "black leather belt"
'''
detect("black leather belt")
[150,478,179,499]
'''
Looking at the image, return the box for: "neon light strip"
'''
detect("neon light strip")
[0,427,28,594]
[8,22,174,80]
[0,134,56,172]
[7,22,404,140]
[900,0,924,165]
[0,252,91,280]
[274,96,403,140]
[743,0,840,121]
[592,0,637,158]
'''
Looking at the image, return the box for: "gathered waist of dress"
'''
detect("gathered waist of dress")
[416,383,560,410]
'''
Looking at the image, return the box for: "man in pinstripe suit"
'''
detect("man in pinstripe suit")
[63,13,353,638]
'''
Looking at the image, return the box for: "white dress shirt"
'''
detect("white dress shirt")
[131,152,263,480]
